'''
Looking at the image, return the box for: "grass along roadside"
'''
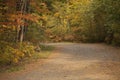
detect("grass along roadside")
[0,44,54,73]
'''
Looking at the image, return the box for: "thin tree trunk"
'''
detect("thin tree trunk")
[16,0,29,43]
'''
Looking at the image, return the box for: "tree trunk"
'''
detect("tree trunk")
[16,0,30,43]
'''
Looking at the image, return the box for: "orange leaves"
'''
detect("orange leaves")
[0,13,40,26]
[23,14,40,22]
[15,13,39,23]
[0,0,48,27]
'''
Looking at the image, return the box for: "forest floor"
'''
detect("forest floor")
[0,43,120,80]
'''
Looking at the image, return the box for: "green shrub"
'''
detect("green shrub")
[0,42,36,66]
[0,42,24,65]
[19,42,35,57]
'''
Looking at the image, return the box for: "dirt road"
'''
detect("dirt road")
[0,43,120,80]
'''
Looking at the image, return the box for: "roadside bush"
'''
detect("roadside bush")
[19,42,35,57]
[0,42,24,65]
[0,41,36,66]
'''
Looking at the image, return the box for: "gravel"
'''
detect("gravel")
[0,43,120,80]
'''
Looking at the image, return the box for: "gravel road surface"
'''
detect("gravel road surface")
[0,43,120,80]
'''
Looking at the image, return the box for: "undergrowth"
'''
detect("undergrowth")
[0,42,54,72]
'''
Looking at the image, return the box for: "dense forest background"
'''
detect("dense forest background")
[0,0,120,65]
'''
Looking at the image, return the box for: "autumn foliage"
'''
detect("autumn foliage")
[0,0,120,66]
[0,0,47,66]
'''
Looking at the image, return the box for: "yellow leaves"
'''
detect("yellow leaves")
[9,48,25,63]
[81,0,92,5]
[54,12,60,17]
[30,1,49,13]
[0,44,25,64]
[0,41,36,64]
[12,50,24,63]
[13,58,18,63]
[0,25,17,32]
[41,15,47,20]
[63,19,67,24]
[20,43,35,57]
[70,0,92,6]
[12,25,16,31]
